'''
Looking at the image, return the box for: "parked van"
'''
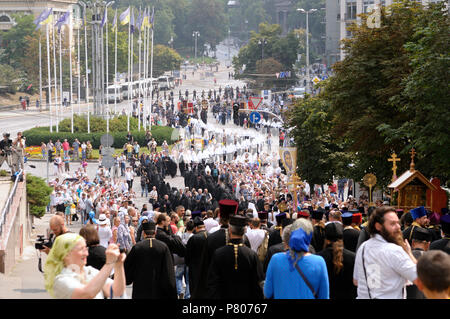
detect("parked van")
[107,85,123,103]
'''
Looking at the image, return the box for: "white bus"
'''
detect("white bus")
[122,82,133,100]
[107,85,123,103]
[158,76,170,90]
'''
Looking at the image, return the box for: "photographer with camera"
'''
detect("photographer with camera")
[0,132,13,171]
[11,132,25,174]
[37,215,70,255]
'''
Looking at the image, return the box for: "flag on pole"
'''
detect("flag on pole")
[119,7,130,25]
[136,9,143,32]
[35,8,53,30]
[141,8,149,30]
[130,9,135,34]
[55,11,70,32]
[100,9,107,28]
[150,7,155,29]
[112,9,118,31]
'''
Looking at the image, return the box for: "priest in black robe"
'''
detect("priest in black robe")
[207,215,264,299]
[124,222,177,299]
[311,210,326,252]
[185,217,209,298]
[193,199,238,299]
[342,212,360,253]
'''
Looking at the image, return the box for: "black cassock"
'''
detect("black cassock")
[311,225,326,253]
[207,239,264,299]
[124,238,177,299]
[263,243,286,274]
[343,227,360,253]
[185,230,209,298]
[193,227,251,299]
[268,226,283,248]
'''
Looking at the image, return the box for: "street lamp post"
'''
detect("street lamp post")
[258,38,267,60]
[297,8,317,94]
[192,31,200,60]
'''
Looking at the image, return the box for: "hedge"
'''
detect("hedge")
[23,125,176,149]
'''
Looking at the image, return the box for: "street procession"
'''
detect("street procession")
[0,0,449,307]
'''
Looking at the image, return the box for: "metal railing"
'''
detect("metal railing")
[0,169,23,237]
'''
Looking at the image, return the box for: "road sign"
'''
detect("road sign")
[249,111,261,124]
[312,76,321,84]
[100,133,114,147]
[248,97,263,110]
[101,146,115,157]
[101,155,115,169]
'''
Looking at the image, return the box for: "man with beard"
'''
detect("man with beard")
[353,206,418,299]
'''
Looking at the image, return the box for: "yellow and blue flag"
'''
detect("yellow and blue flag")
[34,8,53,30]
[119,6,130,25]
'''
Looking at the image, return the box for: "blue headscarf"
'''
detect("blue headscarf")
[286,228,313,271]
[85,211,98,225]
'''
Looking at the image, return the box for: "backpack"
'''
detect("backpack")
[257,231,269,263]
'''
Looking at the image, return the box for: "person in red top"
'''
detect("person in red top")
[62,139,70,157]
[279,131,285,147]
[170,212,179,234]
[329,182,337,195]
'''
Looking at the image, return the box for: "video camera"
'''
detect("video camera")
[35,234,53,250]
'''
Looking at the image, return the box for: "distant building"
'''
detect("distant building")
[0,1,80,47]
[325,0,444,68]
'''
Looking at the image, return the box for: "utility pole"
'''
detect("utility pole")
[297,8,317,94]
[193,31,200,60]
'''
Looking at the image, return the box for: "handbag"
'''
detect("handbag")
[294,260,318,299]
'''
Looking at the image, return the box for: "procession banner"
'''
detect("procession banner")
[279,147,297,175]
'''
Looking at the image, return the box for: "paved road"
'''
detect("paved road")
[0,56,281,298]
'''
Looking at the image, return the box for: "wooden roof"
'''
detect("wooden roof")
[388,169,437,191]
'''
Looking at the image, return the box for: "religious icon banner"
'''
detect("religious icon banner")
[279,147,297,175]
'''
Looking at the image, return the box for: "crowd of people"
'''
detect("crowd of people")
[29,82,450,300]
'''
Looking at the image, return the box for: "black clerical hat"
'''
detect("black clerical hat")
[193,216,204,227]
[441,214,450,235]
[325,222,344,242]
[143,221,156,233]
[275,213,287,224]
[311,210,324,221]
[191,211,202,219]
[412,227,432,242]
[219,199,238,218]
[258,211,268,220]
[229,215,247,227]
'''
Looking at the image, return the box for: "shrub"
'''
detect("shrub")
[23,126,175,149]
[26,174,53,218]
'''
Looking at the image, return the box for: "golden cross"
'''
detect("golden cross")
[388,153,401,180]
[287,174,303,214]
[410,148,416,171]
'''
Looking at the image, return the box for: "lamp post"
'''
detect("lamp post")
[296,8,317,94]
[192,31,200,60]
[258,38,267,60]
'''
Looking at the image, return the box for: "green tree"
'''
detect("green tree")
[153,45,183,77]
[378,2,450,182]
[27,174,53,218]
[286,96,350,185]
[0,14,35,69]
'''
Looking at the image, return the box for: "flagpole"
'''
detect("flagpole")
[46,24,53,132]
[58,26,63,133]
[142,9,147,130]
[83,5,90,133]
[39,33,43,113]
[138,7,141,132]
[52,18,58,132]
[130,7,134,132]
[127,8,131,132]
[105,9,110,133]
[114,9,118,116]
[149,12,154,131]
[69,24,74,134]
[77,26,81,116]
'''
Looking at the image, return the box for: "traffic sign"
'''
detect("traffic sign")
[248,97,263,110]
[312,76,321,84]
[100,133,114,147]
[101,155,115,169]
[249,112,261,124]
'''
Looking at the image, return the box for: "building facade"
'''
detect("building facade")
[325,0,442,68]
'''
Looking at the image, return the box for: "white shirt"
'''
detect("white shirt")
[98,226,112,248]
[204,218,219,233]
[353,234,417,299]
[53,266,113,299]
[245,228,266,252]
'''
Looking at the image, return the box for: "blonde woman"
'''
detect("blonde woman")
[44,233,126,299]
